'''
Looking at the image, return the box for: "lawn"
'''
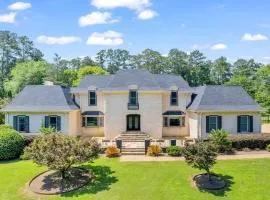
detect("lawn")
[1,158,270,200]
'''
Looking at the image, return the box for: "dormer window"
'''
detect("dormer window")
[88,91,96,106]
[170,91,178,106]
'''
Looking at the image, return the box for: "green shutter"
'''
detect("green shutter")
[237,116,241,132]
[82,117,85,127]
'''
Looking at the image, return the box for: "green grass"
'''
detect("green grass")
[1,158,270,200]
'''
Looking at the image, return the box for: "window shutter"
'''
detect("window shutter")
[44,116,49,128]
[13,116,18,131]
[56,116,61,131]
[82,117,85,127]
[25,116,30,132]
[218,116,222,129]
[206,116,210,133]
[249,116,253,132]
[237,116,241,133]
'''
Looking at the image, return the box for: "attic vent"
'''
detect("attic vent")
[44,81,54,86]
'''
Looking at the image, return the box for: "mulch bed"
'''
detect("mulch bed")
[29,168,92,195]
[193,174,226,190]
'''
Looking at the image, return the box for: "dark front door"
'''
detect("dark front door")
[127,115,140,131]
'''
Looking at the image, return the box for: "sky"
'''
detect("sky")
[1,0,270,63]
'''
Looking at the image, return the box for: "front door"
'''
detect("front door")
[127,115,140,131]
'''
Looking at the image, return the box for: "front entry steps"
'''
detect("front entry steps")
[115,132,151,155]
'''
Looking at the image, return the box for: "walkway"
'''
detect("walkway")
[120,151,270,162]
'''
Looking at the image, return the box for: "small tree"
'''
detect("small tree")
[183,142,217,180]
[24,133,99,179]
[210,129,232,153]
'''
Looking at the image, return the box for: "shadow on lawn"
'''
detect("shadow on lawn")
[61,165,118,197]
[0,158,21,164]
[198,174,234,197]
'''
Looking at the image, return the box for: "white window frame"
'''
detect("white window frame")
[129,90,138,105]
[163,115,185,127]
[83,116,104,128]
[88,91,97,106]
[209,116,218,131]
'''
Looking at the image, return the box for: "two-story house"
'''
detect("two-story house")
[2,69,262,146]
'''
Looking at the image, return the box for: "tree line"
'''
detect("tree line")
[0,31,269,119]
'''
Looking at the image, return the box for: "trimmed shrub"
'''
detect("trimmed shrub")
[147,145,162,157]
[105,146,120,158]
[210,129,232,153]
[167,146,183,157]
[40,127,56,135]
[228,134,270,150]
[266,144,270,152]
[0,126,25,160]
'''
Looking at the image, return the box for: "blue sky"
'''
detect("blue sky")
[1,0,270,63]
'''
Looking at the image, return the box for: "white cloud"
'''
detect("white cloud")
[211,43,228,50]
[37,36,81,45]
[263,57,270,60]
[86,31,124,46]
[91,0,151,11]
[0,12,17,23]
[241,33,268,41]
[137,9,158,20]
[8,2,31,11]
[79,11,119,27]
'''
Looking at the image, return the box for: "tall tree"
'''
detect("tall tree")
[96,49,132,73]
[4,60,50,97]
[132,49,168,74]
[211,57,231,84]
[188,50,212,86]
[0,31,43,97]
[73,66,108,86]
[167,49,191,82]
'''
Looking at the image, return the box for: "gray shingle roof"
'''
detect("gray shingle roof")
[74,69,192,91]
[2,85,79,112]
[187,85,262,112]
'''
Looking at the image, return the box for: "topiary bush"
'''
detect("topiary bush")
[167,146,183,157]
[147,145,162,157]
[105,146,120,158]
[0,125,25,160]
[228,134,270,150]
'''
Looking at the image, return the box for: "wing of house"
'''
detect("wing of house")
[1,69,263,142]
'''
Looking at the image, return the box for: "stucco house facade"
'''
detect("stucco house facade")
[2,69,262,145]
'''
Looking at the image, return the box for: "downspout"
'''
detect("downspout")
[198,112,202,139]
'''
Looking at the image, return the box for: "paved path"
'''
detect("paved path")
[120,151,270,162]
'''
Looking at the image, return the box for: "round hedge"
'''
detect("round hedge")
[0,128,25,160]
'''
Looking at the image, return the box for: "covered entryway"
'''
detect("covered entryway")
[126,114,140,131]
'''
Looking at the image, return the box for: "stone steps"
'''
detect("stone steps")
[121,148,145,155]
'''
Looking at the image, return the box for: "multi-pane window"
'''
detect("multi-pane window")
[163,116,185,127]
[48,116,57,130]
[82,116,104,127]
[18,116,26,132]
[208,116,218,131]
[239,116,249,132]
[170,91,178,106]
[129,90,138,105]
[88,91,96,106]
